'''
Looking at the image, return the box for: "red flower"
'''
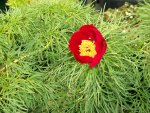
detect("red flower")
[69,24,107,68]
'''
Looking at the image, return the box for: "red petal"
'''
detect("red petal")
[89,39,107,68]
[69,31,89,53]
[79,24,104,43]
[74,53,93,64]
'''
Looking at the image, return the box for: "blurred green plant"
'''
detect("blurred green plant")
[6,0,33,7]
[0,0,149,113]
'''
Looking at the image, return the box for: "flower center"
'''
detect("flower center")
[79,40,97,58]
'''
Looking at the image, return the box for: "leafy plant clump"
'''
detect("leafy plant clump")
[0,0,149,113]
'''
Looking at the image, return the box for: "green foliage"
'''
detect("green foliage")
[6,0,32,7]
[0,0,149,112]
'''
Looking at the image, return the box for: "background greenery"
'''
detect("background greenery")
[0,0,149,113]
[6,0,32,7]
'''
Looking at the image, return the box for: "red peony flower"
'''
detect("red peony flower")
[69,24,107,68]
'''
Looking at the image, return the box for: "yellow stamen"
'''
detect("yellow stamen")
[79,40,97,58]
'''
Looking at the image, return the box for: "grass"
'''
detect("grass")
[0,0,149,113]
